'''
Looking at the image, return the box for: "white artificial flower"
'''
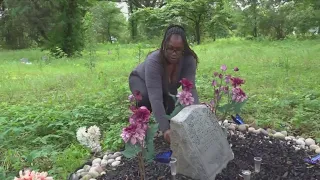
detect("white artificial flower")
[76,125,102,153]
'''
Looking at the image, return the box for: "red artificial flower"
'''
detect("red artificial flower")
[231,77,245,87]
[234,67,239,71]
[180,78,193,92]
[130,106,151,124]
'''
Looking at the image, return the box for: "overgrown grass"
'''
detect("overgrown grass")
[0,38,319,179]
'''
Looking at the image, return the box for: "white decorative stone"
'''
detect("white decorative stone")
[170,105,234,180]
[107,159,115,164]
[90,179,97,180]
[298,137,305,142]
[103,155,108,160]
[260,129,268,136]
[115,156,122,161]
[296,139,305,145]
[285,136,292,141]
[92,158,101,165]
[81,174,92,180]
[253,129,260,134]
[228,124,236,131]
[88,171,99,178]
[111,160,121,167]
[238,124,247,132]
[315,148,320,153]
[77,169,84,174]
[248,127,255,133]
[80,172,88,177]
[280,131,287,136]
[92,164,100,168]
[114,152,122,156]
[109,154,119,159]
[83,165,91,172]
[267,128,276,134]
[310,145,320,150]
[305,138,316,146]
[90,166,103,174]
[70,173,80,180]
[100,172,106,175]
[273,132,285,139]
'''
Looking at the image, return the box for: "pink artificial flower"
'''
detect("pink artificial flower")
[36,172,54,180]
[210,99,215,106]
[225,75,231,84]
[180,78,193,92]
[215,88,220,94]
[121,123,146,145]
[231,77,245,87]
[212,80,217,86]
[220,86,229,94]
[213,72,219,77]
[221,65,227,71]
[128,94,135,102]
[14,169,53,180]
[234,67,239,71]
[177,91,194,106]
[232,87,247,103]
[133,90,142,101]
[130,106,151,124]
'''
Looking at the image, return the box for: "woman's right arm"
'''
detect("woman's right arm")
[145,57,170,133]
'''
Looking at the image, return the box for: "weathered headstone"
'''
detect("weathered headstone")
[170,104,234,180]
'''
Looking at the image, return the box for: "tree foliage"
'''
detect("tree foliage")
[0,0,318,52]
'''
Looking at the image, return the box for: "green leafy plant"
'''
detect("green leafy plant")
[103,122,127,151]
[121,91,158,180]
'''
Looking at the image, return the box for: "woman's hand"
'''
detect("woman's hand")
[164,129,171,143]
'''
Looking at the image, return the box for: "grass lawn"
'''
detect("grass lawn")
[0,38,319,179]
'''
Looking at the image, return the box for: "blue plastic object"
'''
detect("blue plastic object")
[231,114,244,125]
[154,150,173,164]
[304,154,320,164]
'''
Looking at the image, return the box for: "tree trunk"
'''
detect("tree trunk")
[128,0,137,41]
[64,0,76,57]
[195,21,200,45]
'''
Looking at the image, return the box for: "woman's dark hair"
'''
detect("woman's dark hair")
[159,24,199,65]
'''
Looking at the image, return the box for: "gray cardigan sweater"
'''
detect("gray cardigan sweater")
[130,50,199,132]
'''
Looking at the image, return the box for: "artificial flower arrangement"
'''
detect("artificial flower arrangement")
[120,91,158,180]
[208,65,248,117]
[14,169,53,180]
[165,78,195,119]
[76,125,102,156]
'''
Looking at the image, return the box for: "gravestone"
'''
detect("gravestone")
[170,104,234,180]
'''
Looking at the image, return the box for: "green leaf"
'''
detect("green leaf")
[233,99,248,114]
[217,103,233,114]
[143,123,159,162]
[165,104,184,120]
[122,143,141,158]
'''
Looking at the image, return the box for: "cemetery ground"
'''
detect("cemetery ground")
[0,38,320,180]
